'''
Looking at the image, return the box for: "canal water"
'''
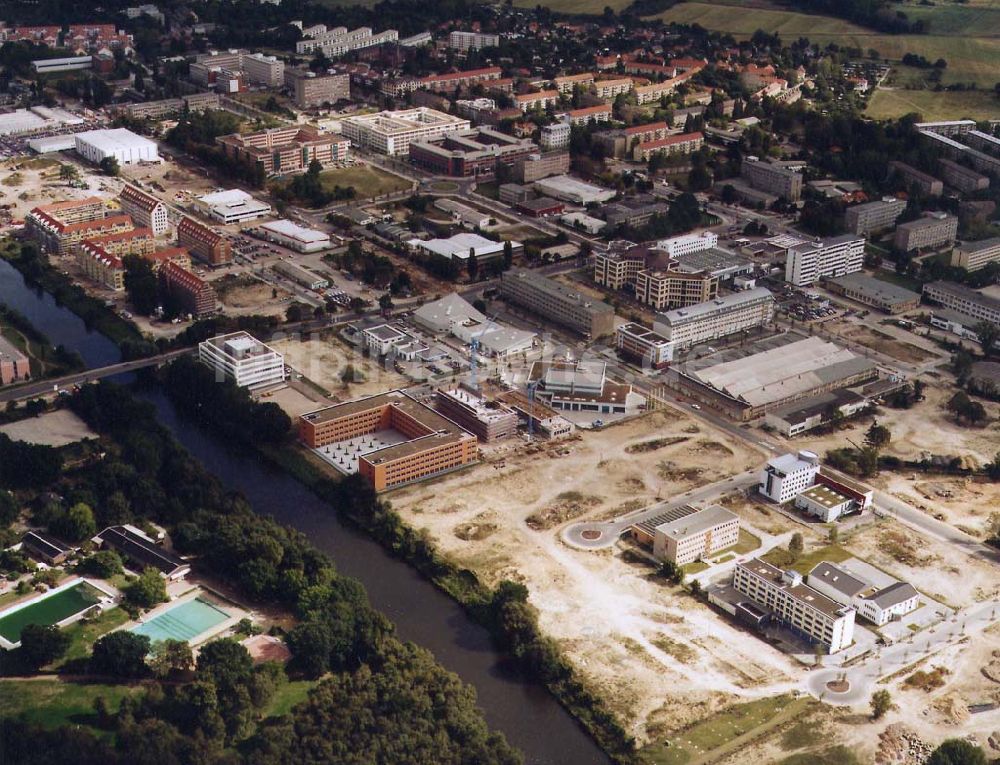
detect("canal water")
[0,257,609,765]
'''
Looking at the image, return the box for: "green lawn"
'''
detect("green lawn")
[778,746,862,765]
[320,165,412,200]
[762,544,852,575]
[866,89,1000,122]
[513,0,632,12]
[56,608,129,666]
[642,695,811,765]
[0,679,141,730]
[264,679,317,717]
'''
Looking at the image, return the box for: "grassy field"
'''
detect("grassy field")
[56,608,130,666]
[866,89,1000,121]
[762,543,852,575]
[0,679,141,730]
[641,695,813,765]
[264,679,318,717]
[319,165,412,199]
[650,1,1000,89]
[513,0,633,12]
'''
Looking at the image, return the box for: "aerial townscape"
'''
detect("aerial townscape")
[1,0,1000,763]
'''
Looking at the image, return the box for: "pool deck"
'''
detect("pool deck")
[123,587,246,648]
[0,578,118,649]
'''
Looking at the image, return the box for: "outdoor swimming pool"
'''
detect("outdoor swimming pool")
[131,596,230,645]
[0,579,107,646]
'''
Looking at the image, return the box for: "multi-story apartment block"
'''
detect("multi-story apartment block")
[888,161,943,197]
[915,120,976,136]
[741,156,802,201]
[177,216,232,266]
[843,196,906,237]
[965,130,1000,154]
[419,67,503,93]
[784,234,865,286]
[594,242,717,311]
[734,558,855,654]
[284,69,351,108]
[633,131,703,161]
[649,505,739,564]
[160,261,217,317]
[189,50,245,86]
[634,80,678,105]
[561,104,611,126]
[653,287,774,349]
[615,322,674,368]
[500,268,615,338]
[198,331,285,390]
[0,334,30,386]
[951,237,1000,272]
[433,386,519,442]
[920,130,1000,178]
[122,93,221,121]
[119,184,169,237]
[938,158,989,193]
[657,232,718,258]
[592,77,633,100]
[759,450,820,503]
[893,213,958,252]
[84,228,155,258]
[240,52,284,87]
[143,246,191,273]
[217,126,349,176]
[513,151,570,183]
[540,123,571,151]
[923,281,1000,325]
[409,127,536,179]
[448,30,499,51]
[298,390,478,491]
[595,121,671,159]
[554,72,595,94]
[341,107,469,156]
[296,26,398,56]
[27,208,133,256]
[514,90,560,112]
[77,241,125,291]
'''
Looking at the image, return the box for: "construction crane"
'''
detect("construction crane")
[526,379,539,441]
[468,315,498,392]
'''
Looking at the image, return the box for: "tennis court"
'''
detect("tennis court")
[131,597,230,645]
[0,579,106,645]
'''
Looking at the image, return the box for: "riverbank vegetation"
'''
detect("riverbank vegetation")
[0,240,155,360]
[0,381,521,764]
[0,305,84,380]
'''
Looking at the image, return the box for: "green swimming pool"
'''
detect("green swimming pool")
[0,580,104,644]
[131,597,230,644]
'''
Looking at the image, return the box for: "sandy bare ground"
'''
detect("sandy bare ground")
[0,409,96,446]
[270,335,410,400]
[836,324,939,365]
[259,384,326,417]
[390,408,810,742]
[216,281,291,318]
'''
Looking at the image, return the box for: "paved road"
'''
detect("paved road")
[806,598,1000,705]
[562,471,759,549]
[0,348,194,403]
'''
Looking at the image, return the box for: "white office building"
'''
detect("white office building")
[241,52,284,87]
[734,558,855,654]
[784,234,865,286]
[198,332,285,390]
[448,30,499,51]
[540,123,571,151]
[759,450,820,503]
[808,562,919,627]
[196,189,272,224]
[657,231,718,258]
[341,107,469,156]
[653,287,774,349]
[258,219,331,252]
[74,129,159,165]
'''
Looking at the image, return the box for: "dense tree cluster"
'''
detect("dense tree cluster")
[0,434,63,490]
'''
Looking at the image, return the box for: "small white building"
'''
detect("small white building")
[196,189,272,225]
[759,451,820,503]
[857,582,920,626]
[198,331,285,390]
[258,219,331,253]
[74,128,159,165]
[362,324,408,356]
[808,561,919,627]
[794,483,854,522]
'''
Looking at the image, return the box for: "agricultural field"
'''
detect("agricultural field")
[866,88,1000,121]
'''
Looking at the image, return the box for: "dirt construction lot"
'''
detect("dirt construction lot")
[390,407,816,742]
[269,334,410,400]
[835,324,940,365]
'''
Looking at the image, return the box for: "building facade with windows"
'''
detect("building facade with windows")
[177,216,232,266]
[198,331,285,389]
[784,234,865,286]
[652,287,774,349]
[216,126,349,175]
[759,451,820,503]
[119,184,169,236]
[500,268,615,338]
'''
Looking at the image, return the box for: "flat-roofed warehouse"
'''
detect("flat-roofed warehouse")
[298,390,478,491]
[74,128,159,165]
[822,273,921,314]
[674,333,880,420]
